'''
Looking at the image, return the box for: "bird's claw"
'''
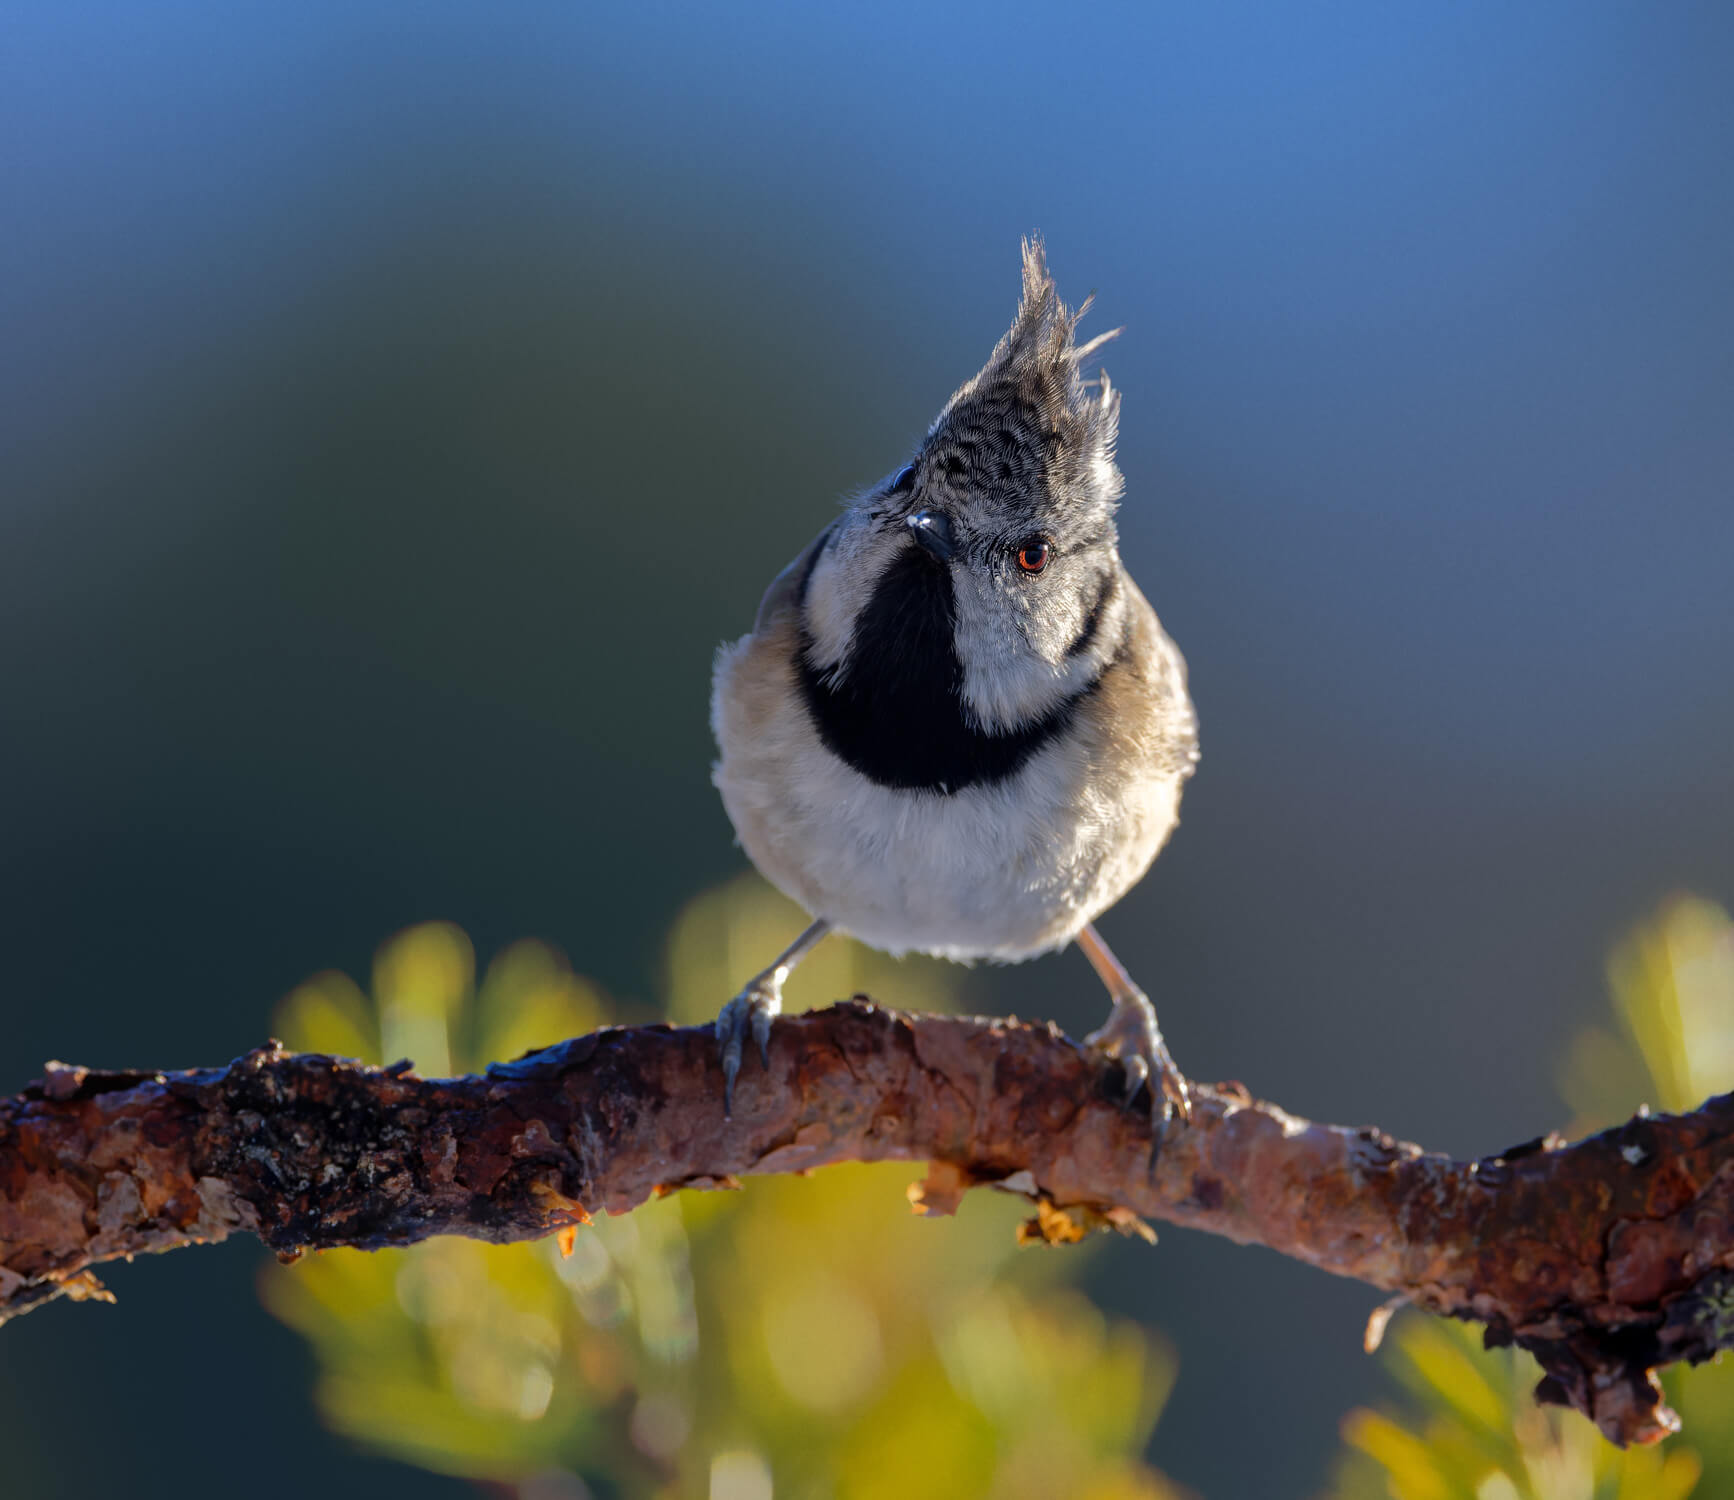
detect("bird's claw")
[1085,988,1192,1134]
[715,976,781,1117]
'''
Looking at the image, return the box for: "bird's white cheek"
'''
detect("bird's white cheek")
[953,601,1096,733]
[801,533,875,669]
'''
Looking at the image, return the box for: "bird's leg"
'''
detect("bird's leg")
[716,918,832,1116]
[1078,922,1192,1127]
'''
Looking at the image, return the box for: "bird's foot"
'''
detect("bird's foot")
[715,973,782,1117]
[1085,987,1192,1131]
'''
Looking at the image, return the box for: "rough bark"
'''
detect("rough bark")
[3,1000,1731,1446]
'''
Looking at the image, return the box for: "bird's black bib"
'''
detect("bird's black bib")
[795,545,1085,794]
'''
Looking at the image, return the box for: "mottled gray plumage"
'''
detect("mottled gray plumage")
[710,240,1196,1121]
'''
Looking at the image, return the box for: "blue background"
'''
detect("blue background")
[3,5,1732,1494]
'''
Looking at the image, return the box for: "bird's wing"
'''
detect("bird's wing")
[753,523,833,636]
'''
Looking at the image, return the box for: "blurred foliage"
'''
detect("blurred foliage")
[1333,1318,1703,1500]
[1327,896,1734,1500]
[263,874,1185,1499]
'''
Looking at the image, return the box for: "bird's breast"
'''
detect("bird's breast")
[793,545,1091,794]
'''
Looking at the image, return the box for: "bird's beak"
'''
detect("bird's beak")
[906,509,957,563]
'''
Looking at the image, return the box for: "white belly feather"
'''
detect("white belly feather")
[710,631,1182,962]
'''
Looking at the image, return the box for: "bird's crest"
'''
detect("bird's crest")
[926,238,1123,517]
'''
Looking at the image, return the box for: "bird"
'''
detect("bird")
[709,239,1198,1128]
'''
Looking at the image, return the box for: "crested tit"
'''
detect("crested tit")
[710,241,1198,1126]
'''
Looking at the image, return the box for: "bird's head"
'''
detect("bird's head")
[801,240,1131,743]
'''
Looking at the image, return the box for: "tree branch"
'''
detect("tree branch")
[4,1000,1731,1445]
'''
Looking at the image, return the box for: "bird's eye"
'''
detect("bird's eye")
[1015,540,1051,574]
[889,464,916,494]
